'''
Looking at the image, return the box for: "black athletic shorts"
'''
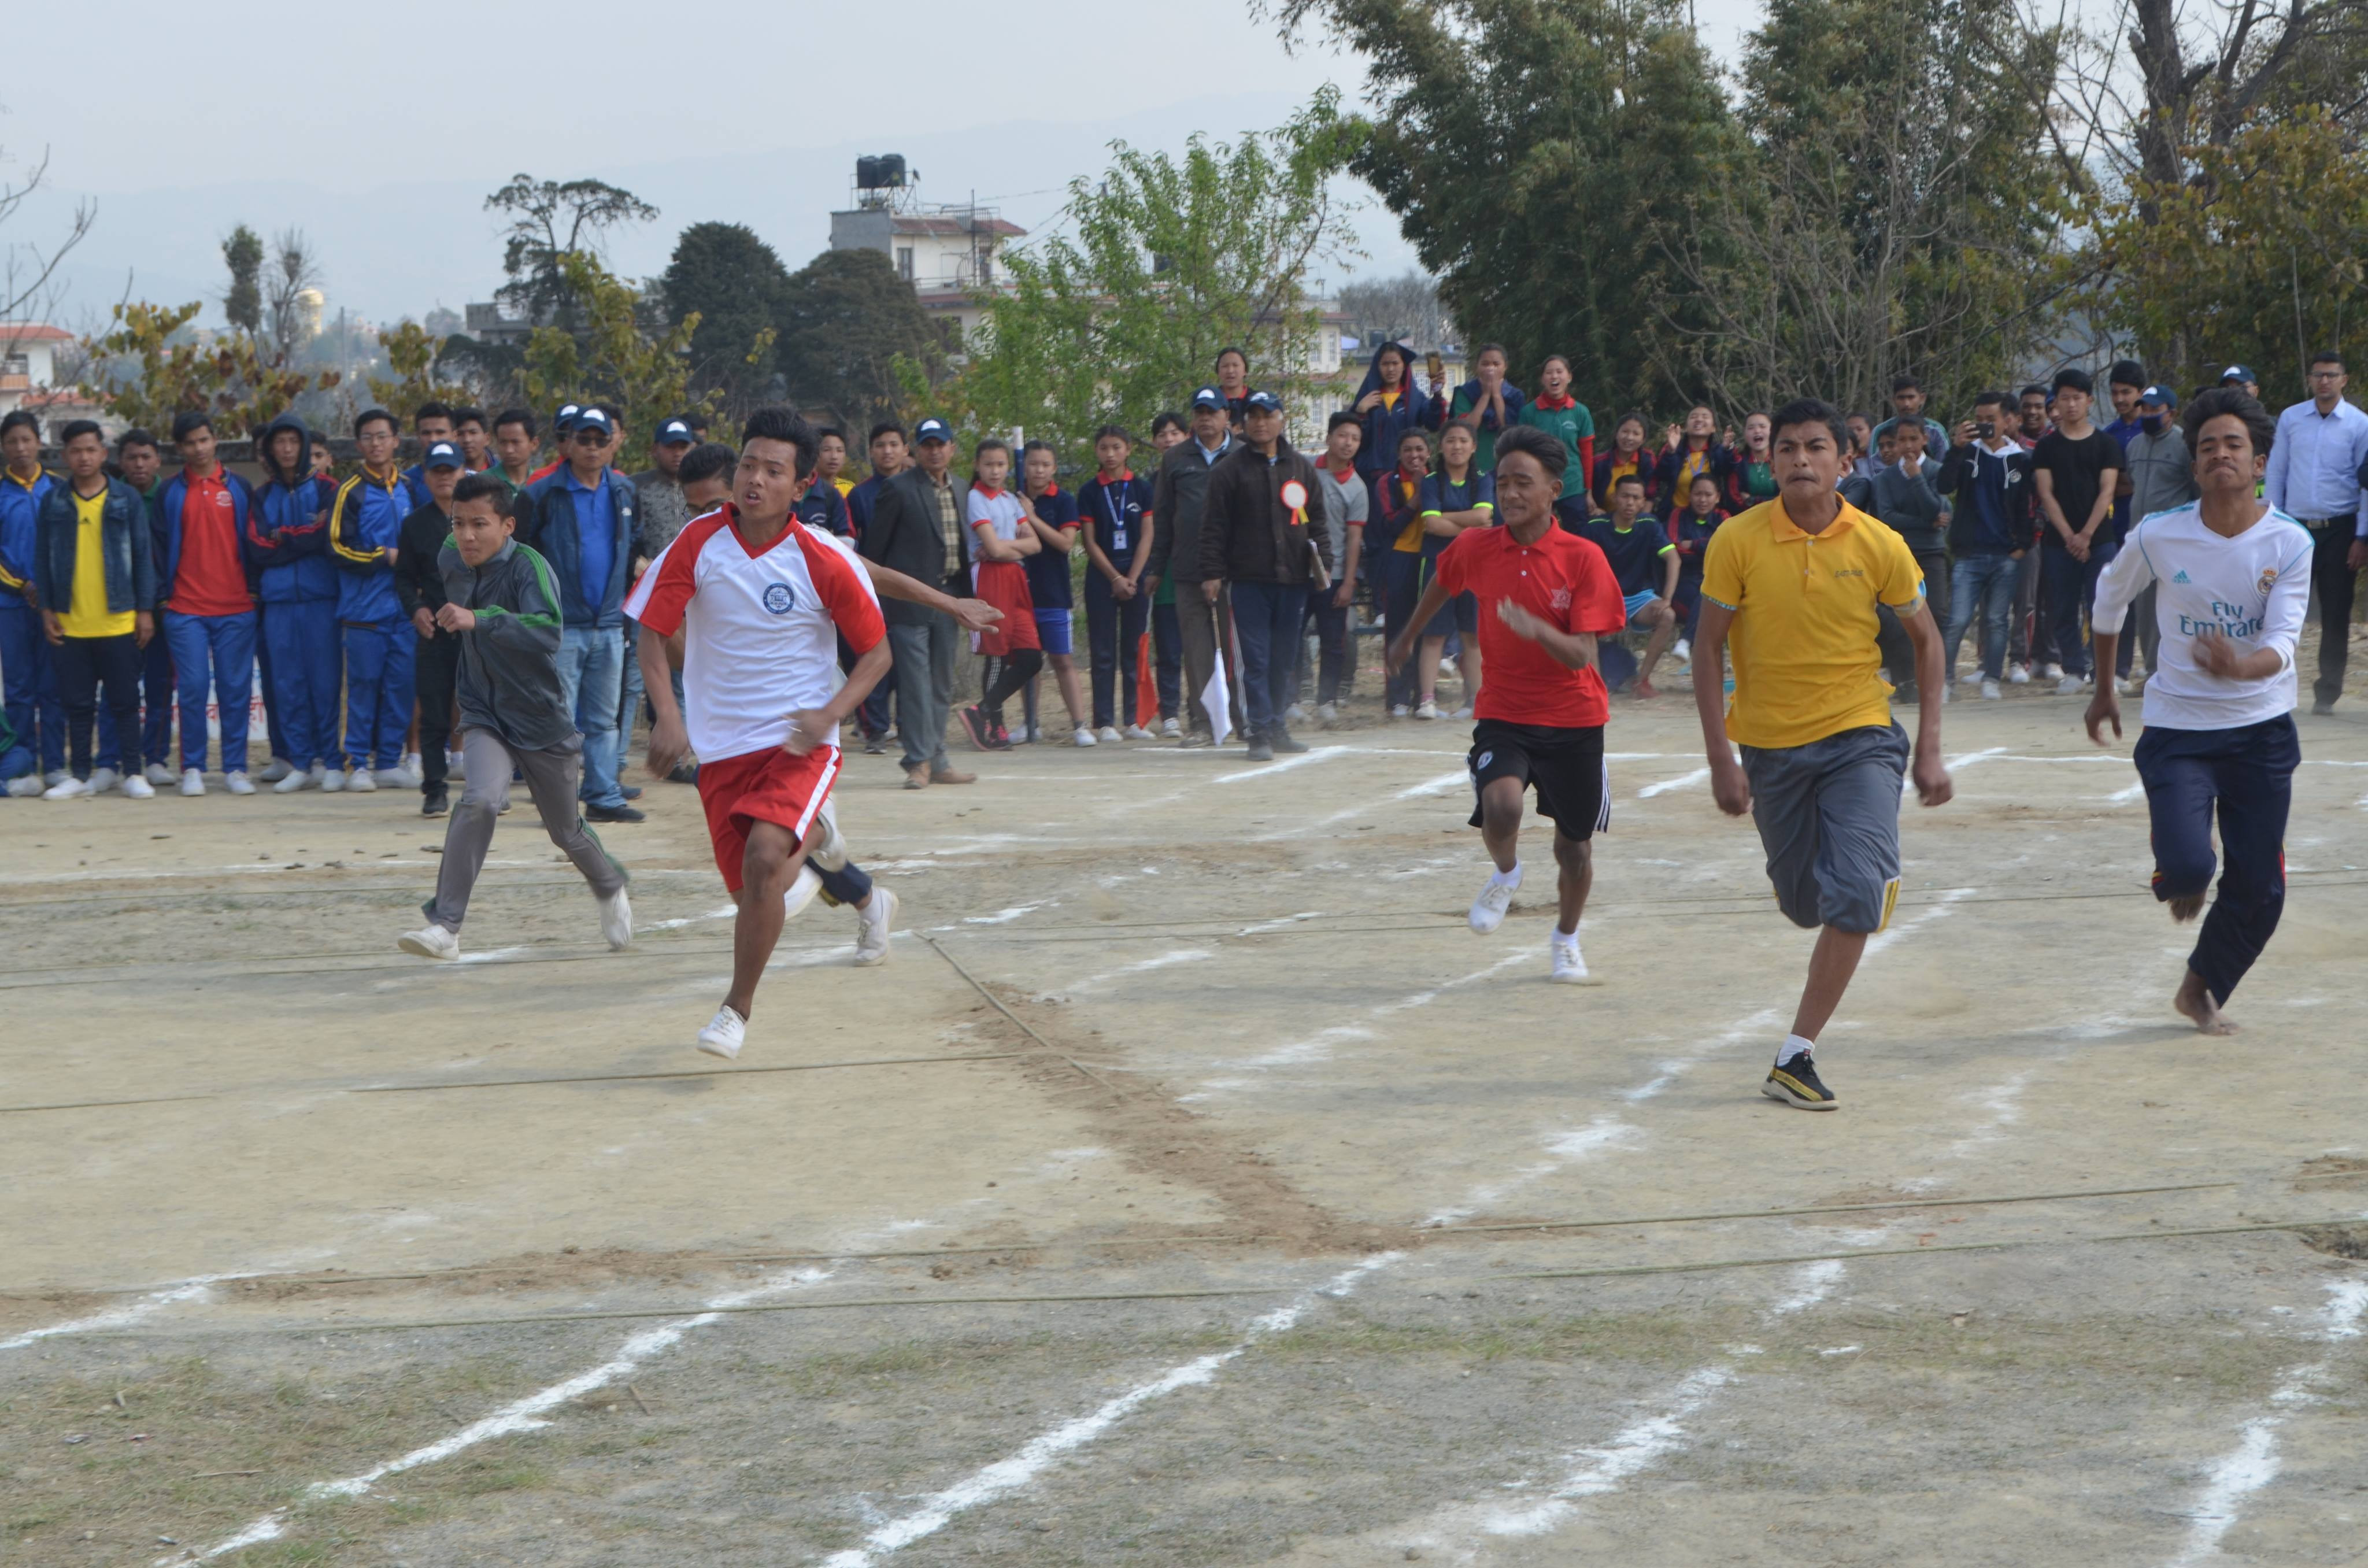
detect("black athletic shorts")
[1467,719,1609,839]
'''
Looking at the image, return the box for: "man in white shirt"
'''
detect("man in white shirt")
[2262,350,2368,713]
[2086,389,2313,1037]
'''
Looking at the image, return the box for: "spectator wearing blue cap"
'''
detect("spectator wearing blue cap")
[397,442,468,813]
[1150,387,1240,744]
[853,415,976,787]
[523,406,643,822]
[2123,384,2196,682]
[631,417,697,559]
[2218,364,2260,400]
[2265,350,2368,713]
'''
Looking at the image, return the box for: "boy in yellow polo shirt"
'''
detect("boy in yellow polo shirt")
[1690,398,1955,1109]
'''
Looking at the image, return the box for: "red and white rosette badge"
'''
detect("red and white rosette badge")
[1280,478,1310,527]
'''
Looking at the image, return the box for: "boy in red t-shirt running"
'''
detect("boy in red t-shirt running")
[1386,424,1627,982]
[627,408,891,1059]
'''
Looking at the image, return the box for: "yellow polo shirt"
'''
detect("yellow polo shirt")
[1699,497,1923,749]
[62,488,135,639]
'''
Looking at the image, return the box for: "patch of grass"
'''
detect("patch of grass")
[454,1461,551,1496]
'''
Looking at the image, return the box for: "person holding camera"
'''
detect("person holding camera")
[1937,390,2036,700]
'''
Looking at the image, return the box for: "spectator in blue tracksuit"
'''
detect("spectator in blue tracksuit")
[1349,341,1433,492]
[91,429,174,781]
[327,407,426,789]
[521,405,642,822]
[249,413,342,789]
[0,409,62,790]
[154,412,260,791]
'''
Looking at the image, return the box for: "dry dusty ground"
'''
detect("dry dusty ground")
[4,640,2367,1567]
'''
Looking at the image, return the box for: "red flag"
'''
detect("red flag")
[1135,628,1159,727]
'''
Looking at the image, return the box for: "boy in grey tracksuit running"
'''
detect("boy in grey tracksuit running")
[399,475,631,960]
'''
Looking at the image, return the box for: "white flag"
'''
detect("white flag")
[1201,657,1233,748]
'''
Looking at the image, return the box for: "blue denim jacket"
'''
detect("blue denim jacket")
[33,476,158,616]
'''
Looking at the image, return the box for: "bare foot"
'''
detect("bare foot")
[2174,970,2237,1035]
[1635,678,1659,700]
[2167,893,2205,923]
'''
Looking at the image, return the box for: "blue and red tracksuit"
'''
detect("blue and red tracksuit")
[328,464,424,771]
[251,417,345,769]
[0,465,62,779]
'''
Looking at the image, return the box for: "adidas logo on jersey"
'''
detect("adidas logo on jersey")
[2172,570,2192,583]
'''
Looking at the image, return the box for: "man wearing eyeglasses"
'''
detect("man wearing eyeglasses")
[523,407,644,821]
[2264,352,2368,714]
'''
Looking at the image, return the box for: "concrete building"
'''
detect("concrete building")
[0,324,73,418]
[828,160,1026,351]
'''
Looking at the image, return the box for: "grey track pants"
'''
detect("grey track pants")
[430,727,627,931]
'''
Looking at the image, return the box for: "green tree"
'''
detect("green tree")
[2097,111,2368,407]
[86,301,339,436]
[943,90,1360,463]
[1653,0,2080,417]
[778,248,943,436]
[365,321,478,416]
[221,224,263,334]
[1270,0,1730,416]
[518,253,711,472]
[661,221,792,413]
[485,174,658,329]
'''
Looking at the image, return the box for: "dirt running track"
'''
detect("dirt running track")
[4,659,2366,1567]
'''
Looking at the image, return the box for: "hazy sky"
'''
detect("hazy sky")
[0,0,1766,328]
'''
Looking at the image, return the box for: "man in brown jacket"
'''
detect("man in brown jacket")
[1198,391,1333,760]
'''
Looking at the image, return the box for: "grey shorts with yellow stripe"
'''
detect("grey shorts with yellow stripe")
[1738,723,1908,934]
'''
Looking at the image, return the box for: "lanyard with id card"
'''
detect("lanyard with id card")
[1103,480,1130,553]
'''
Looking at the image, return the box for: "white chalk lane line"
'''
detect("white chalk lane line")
[2,1274,253,1354]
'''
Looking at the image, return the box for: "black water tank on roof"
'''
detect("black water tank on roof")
[856,155,882,190]
[878,153,908,188]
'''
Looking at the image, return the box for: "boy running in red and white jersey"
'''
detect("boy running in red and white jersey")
[627,408,891,1059]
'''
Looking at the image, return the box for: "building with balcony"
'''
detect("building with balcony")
[0,323,73,419]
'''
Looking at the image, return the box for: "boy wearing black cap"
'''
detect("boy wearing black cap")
[398,442,467,814]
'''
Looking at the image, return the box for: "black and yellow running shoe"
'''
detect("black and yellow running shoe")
[1763,1052,1838,1111]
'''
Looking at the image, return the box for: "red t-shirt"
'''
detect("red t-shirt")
[169,469,252,616]
[1434,522,1625,728]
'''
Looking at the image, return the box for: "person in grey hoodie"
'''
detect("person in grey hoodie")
[1869,419,1951,700]
[397,474,631,961]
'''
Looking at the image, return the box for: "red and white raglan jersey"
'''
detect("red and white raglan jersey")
[625,505,886,761]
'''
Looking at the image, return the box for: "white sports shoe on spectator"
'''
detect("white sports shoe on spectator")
[1958,667,1983,685]
[320,767,347,792]
[257,757,293,783]
[1124,724,1155,741]
[398,923,460,960]
[121,774,155,799]
[347,768,377,792]
[1415,700,1440,720]
[180,768,206,796]
[1161,718,1181,737]
[43,769,69,787]
[91,767,121,793]
[273,765,309,793]
[2057,674,2086,696]
[598,887,632,950]
[2007,664,2030,685]
[446,749,467,780]
[1981,678,2003,700]
[1551,935,1593,984]
[5,775,43,797]
[377,765,417,789]
[1097,726,1123,742]
[1469,867,1519,934]
[225,771,256,796]
[1390,704,1411,718]
[696,1005,746,1060]
[1285,703,1307,723]
[783,863,823,921]
[43,776,93,799]
[854,886,898,967]
[1074,726,1097,746]
[1315,702,1338,724]
[143,762,176,787]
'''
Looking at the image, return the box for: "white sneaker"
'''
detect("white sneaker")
[1451,705,1474,719]
[2114,676,2136,696]
[347,768,377,792]
[1672,638,1691,664]
[143,762,176,787]
[375,765,415,789]
[1415,700,1440,720]
[1161,717,1181,737]
[854,885,898,967]
[91,767,121,794]
[225,771,256,796]
[1980,678,2003,700]
[43,768,69,788]
[783,863,823,921]
[257,757,294,783]
[180,768,206,797]
[42,776,93,800]
[1074,726,1097,746]
[597,886,632,951]
[1551,936,1593,985]
[446,749,467,781]
[696,1004,746,1060]
[1469,866,1520,934]
[399,750,421,777]
[1315,702,1338,724]
[398,923,460,960]
[120,774,155,799]
[2007,664,2030,685]
[1124,724,1155,741]
[1958,667,1983,686]
[272,764,309,793]
[5,774,43,797]
[1097,725,1123,743]
[804,808,848,872]
[1390,703,1411,719]
[1285,703,1307,723]
[1439,658,1458,677]
[321,767,347,792]
[2037,663,2063,682]
[2056,674,2086,696]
